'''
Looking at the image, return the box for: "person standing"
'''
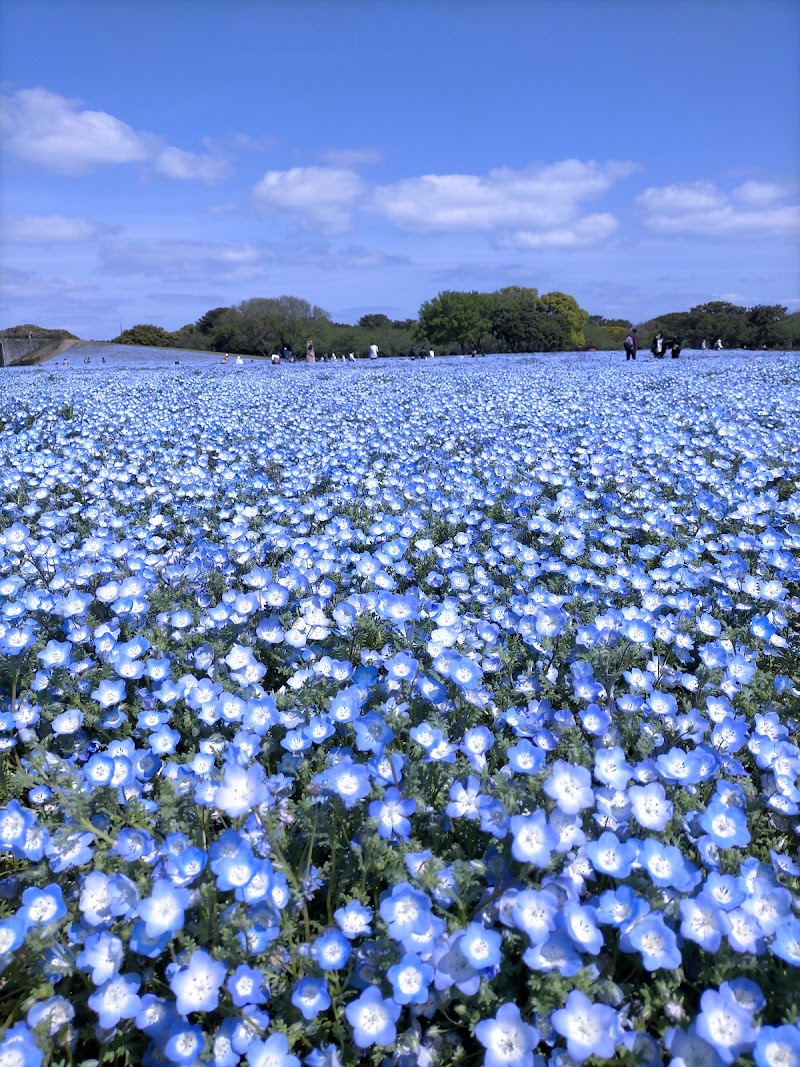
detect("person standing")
[369,343,379,360]
[651,331,664,358]
[624,328,639,361]
[306,340,316,363]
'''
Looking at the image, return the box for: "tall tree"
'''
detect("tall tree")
[416,290,491,353]
[747,304,788,349]
[539,291,589,349]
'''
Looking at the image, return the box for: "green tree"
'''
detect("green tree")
[747,304,788,349]
[357,313,390,329]
[416,290,491,353]
[539,291,589,349]
[237,296,330,355]
[112,324,176,347]
[487,286,570,352]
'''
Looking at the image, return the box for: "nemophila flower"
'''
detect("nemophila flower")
[742,881,792,936]
[704,872,746,911]
[679,892,729,952]
[246,1033,300,1067]
[164,1023,206,1066]
[27,995,74,1038]
[446,776,484,819]
[291,976,331,1020]
[312,928,352,970]
[353,711,394,754]
[585,830,637,877]
[594,886,650,928]
[505,739,545,776]
[640,839,701,891]
[551,989,622,1063]
[627,781,673,831]
[215,762,268,818]
[543,760,594,814]
[379,882,432,941]
[699,799,751,848]
[458,922,502,970]
[753,1025,800,1067]
[138,879,190,939]
[696,988,757,1064]
[226,964,267,1007]
[18,884,66,929]
[664,1026,724,1067]
[511,888,559,944]
[51,707,83,736]
[475,1002,540,1067]
[478,796,511,838]
[369,787,415,840]
[0,1023,43,1067]
[509,809,559,866]
[334,900,373,939]
[726,908,766,954]
[0,799,36,853]
[345,985,401,1049]
[0,915,26,958]
[87,972,142,1029]
[387,952,434,1005]
[77,932,125,985]
[623,913,681,971]
[169,949,226,1015]
[319,757,372,809]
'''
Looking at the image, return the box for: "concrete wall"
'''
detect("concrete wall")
[0,336,80,367]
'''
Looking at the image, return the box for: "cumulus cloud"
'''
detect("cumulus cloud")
[370,160,637,238]
[98,240,263,282]
[2,214,117,244]
[0,88,230,182]
[637,179,800,236]
[153,146,232,183]
[252,166,366,233]
[498,213,619,249]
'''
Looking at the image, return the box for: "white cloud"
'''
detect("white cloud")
[0,88,230,183]
[252,166,366,233]
[498,213,619,249]
[637,179,800,236]
[2,214,116,244]
[0,265,99,299]
[370,160,637,234]
[154,146,232,183]
[98,240,263,282]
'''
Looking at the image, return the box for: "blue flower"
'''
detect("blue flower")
[319,757,372,809]
[291,976,331,1020]
[695,988,757,1064]
[543,760,594,814]
[169,949,226,1015]
[475,1002,539,1067]
[226,963,267,1007]
[247,1033,300,1067]
[585,830,638,877]
[312,928,352,970]
[137,879,190,938]
[623,913,681,971]
[345,985,401,1049]
[509,810,559,866]
[551,989,622,1063]
[19,884,67,930]
[699,800,751,848]
[458,922,502,970]
[164,1024,206,1066]
[369,787,415,840]
[379,882,432,941]
[0,1023,43,1067]
[334,899,373,939]
[387,952,434,1004]
[753,1025,800,1067]
[87,972,142,1029]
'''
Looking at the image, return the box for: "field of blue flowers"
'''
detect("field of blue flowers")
[1,346,799,1067]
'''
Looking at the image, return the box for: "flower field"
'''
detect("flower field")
[1,347,799,1067]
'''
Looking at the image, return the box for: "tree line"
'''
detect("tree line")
[6,297,797,359]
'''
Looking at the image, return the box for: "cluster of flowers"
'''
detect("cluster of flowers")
[0,348,799,1066]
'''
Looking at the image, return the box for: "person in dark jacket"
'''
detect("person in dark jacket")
[624,328,639,361]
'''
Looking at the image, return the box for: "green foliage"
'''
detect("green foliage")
[112,324,177,347]
[416,290,491,353]
[539,291,589,349]
[1,324,78,339]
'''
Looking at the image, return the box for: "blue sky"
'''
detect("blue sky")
[1,0,798,338]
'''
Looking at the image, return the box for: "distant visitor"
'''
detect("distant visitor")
[623,328,639,361]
